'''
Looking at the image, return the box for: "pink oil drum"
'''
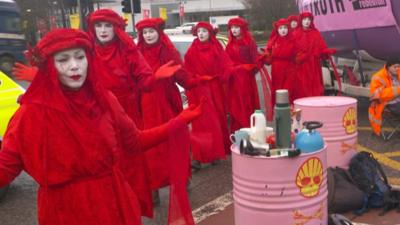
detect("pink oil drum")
[232,146,328,225]
[294,96,357,168]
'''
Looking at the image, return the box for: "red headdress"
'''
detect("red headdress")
[86,9,136,49]
[299,11,316,30]
[287,15,300,24]
[226,17,257,63]
[135,18,175,50]
[266,18,290,51]
[21,28,107,112]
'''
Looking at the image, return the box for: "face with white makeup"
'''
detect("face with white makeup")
[278,25,289,37]
[290,20,298,29]
[230,25,242,39]
[54,48,88,90]
[94,21,115,44]
[142,27,159,45]
[302,17,312,29]
[197,27,210,42]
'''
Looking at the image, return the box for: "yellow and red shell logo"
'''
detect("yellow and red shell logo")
[296,157,323,198]
[343,107,357,134]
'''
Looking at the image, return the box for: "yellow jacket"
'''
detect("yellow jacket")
[368,67,400,135]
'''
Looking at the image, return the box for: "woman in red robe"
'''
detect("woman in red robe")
[226,17,260,132]
[86,9,181,216]
[265,18,298,104]
[0,28,201,225]
[293,12,336,97]
[135,17,204,224]
[287,15,300,31]
[184,22,232,165]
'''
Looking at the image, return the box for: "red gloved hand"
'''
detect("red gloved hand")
[198,75,215,83]
[154,60,182,80]
[12,62,38,82]
[321,48,337,59]
[241,64,257,72]
[178,98,206,123]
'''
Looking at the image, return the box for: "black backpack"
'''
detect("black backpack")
[349,151,400,215]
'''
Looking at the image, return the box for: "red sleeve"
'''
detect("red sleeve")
[108,92,186,151]
[164,48,198,89]
[128,49,156,91]
[0,111,24,187]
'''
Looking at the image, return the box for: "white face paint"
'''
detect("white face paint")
[290,21,298,29]
[230,25,241,38]
[302,17,312,29]
[278,25,288,37]
[197,27,210,42]
[94,21,115,44]
[142,27,159,45]
[54,48,88,91]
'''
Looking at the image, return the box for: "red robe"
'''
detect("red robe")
[0,36,184,224]
[293,15,331,97]
[226,33,260,132]
[267,34,298,104]
[138,39,193,189]
[185,37,231,162]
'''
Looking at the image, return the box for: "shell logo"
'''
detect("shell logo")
[296,157,323,198]
[343,107,357,134]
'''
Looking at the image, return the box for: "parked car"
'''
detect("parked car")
[0,70,25,199]
[164,22,198,35]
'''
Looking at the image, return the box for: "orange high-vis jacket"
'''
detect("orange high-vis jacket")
[368,66,400,135]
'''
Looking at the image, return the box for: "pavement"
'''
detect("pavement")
[0,95,399,225]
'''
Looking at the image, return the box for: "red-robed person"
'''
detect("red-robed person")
[86,9,180,217]
[135,17,205,224]
[265,19,298,104]
[287,15,300,31]
[226,17,260,132]
[86,9,180,129]
[293,12,336,97]
[0,28,202,225]
[184,22,232,166]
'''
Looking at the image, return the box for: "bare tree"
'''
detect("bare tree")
[242,0,298,31]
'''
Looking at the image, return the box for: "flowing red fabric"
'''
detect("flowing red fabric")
[0,28,146,225]
[185,22,231,160]
[293,12,332,97]
[87,9,154,217]
[136,18,195,225]
[265,19,298,104]
[226,17,260,132]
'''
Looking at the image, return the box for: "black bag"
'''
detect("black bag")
[327,167,364,213]
[349,151,400,215]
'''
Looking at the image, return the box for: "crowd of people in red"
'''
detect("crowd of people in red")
[3,9,335,225]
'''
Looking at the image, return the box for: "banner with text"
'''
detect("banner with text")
[297,0,397,31]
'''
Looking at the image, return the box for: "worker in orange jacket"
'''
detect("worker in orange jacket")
[369,58,400,135]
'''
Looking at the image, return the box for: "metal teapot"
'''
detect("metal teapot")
[294,121,324,153]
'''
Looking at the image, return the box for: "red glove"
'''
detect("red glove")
[12,62,38,82]
[240,64,257,72]
[154,60,182,80]
[321,48,337,59]
[178,98,206,123]
[198,75,215,83]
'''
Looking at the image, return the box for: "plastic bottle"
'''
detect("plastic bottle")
[275,90,291,148]
[250,110,267,143]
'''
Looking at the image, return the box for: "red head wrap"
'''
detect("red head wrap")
[21,28,106,112]
[135,18,175,50]
[192,22,218,36]
[299,11,316,29]
[228,17,248,31]
[28,28,92,67]
[287,15,300,24]
[86,9,136,49]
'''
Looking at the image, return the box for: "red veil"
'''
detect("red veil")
[185,22,231,160]
[293,12,333,97]
[86,9,154,217]
[265,19,298,104]
[226,17,260,132]
[136,18,195,225]
[2,29,145,225]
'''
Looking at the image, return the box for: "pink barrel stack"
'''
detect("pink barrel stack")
[232,146,328,225]
[294,96,358,168]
